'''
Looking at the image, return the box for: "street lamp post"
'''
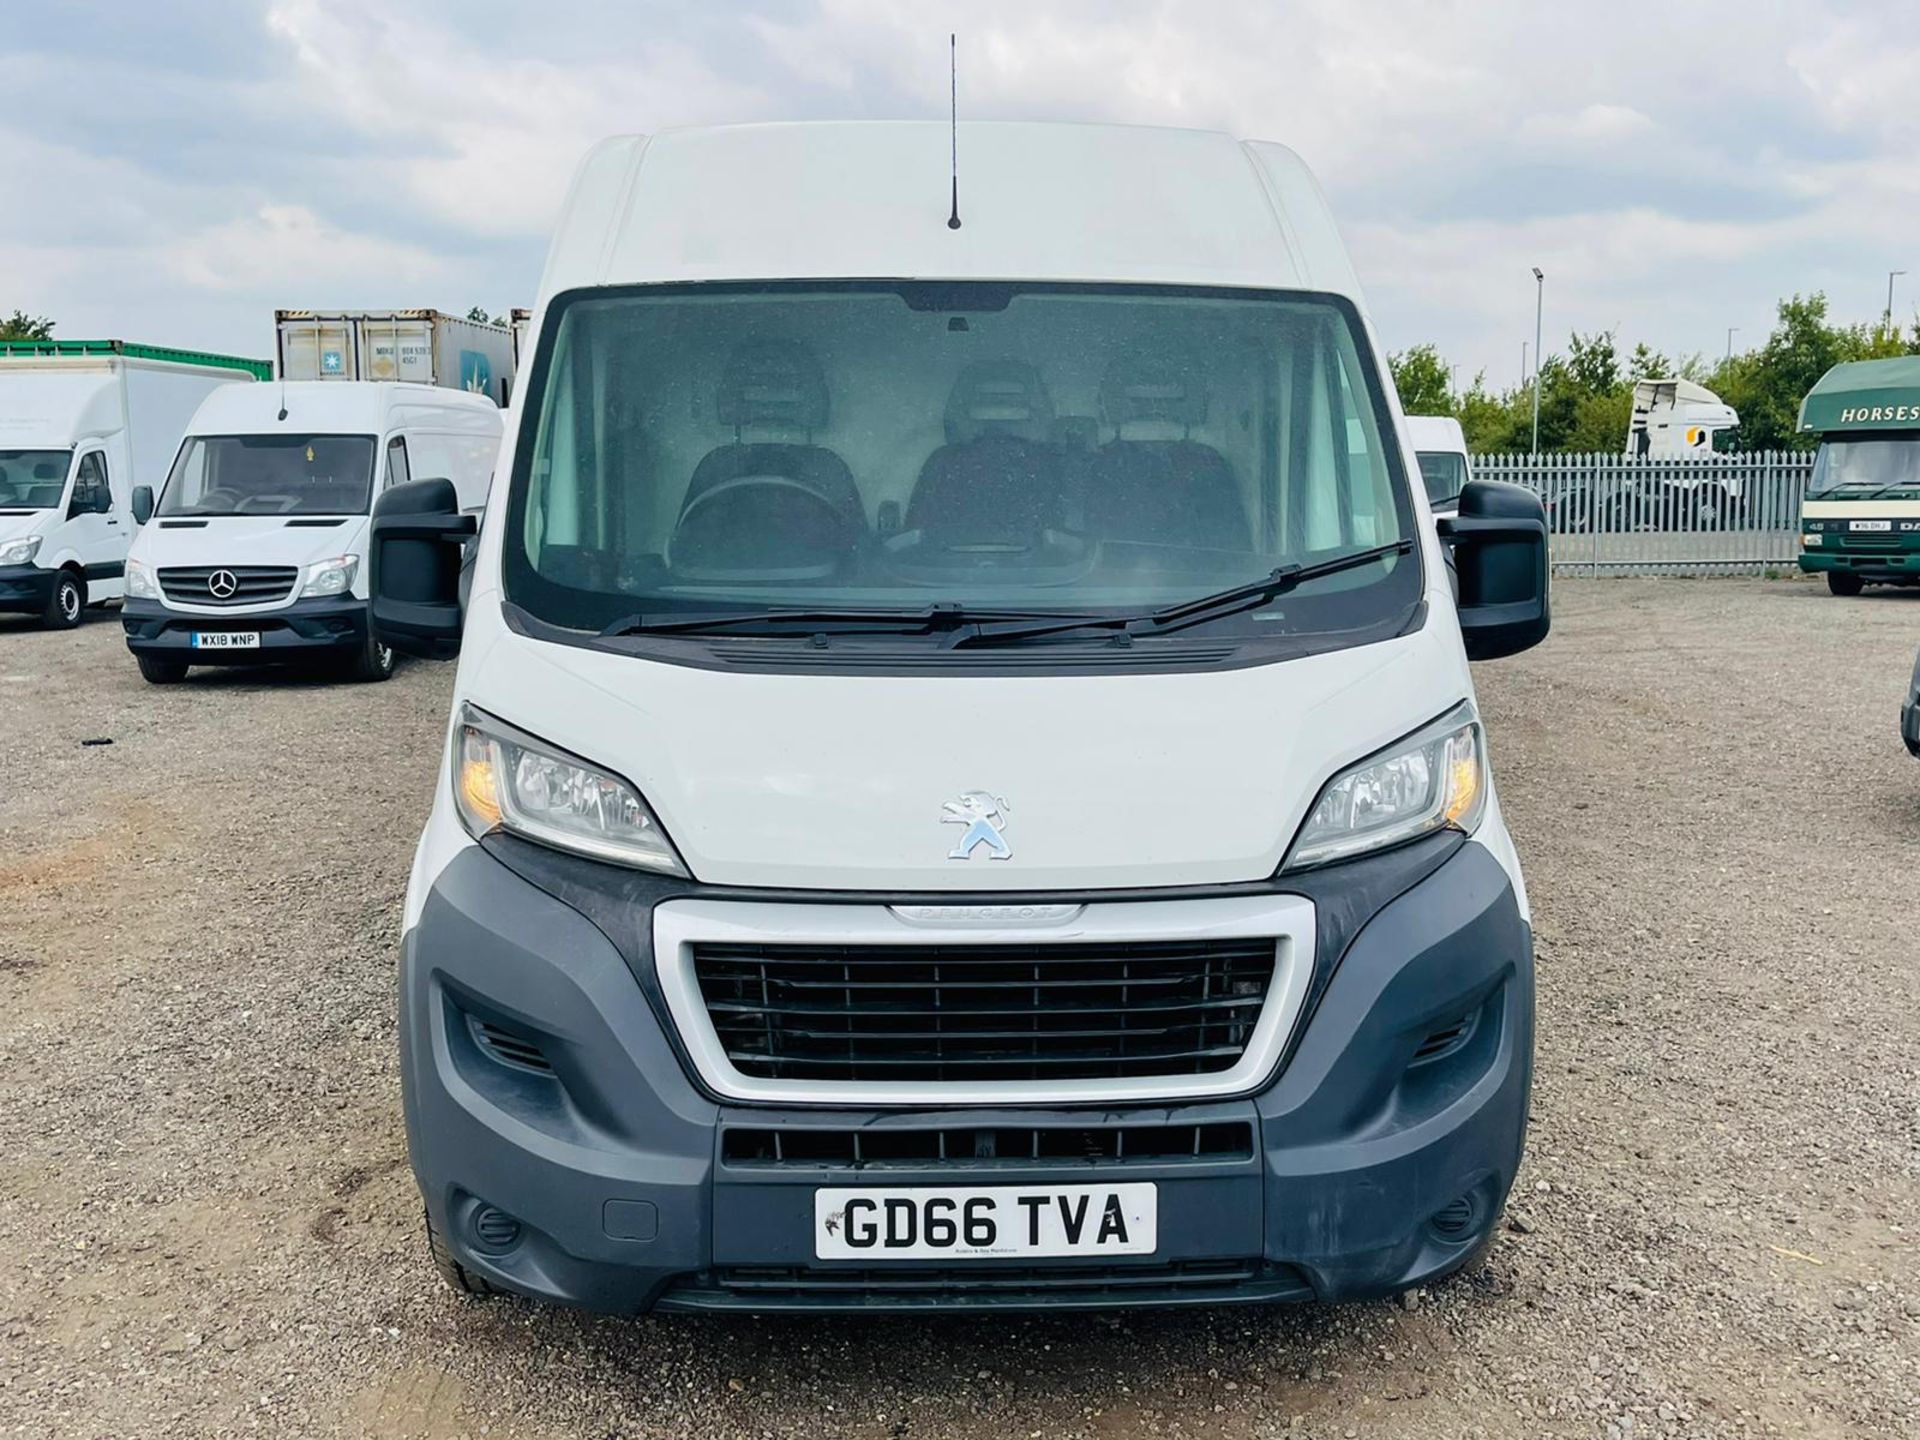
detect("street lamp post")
[1725,327,1738,365]
[1888,271,1908,339]
[1530,267,1544,453]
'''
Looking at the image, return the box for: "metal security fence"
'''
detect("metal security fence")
[1469,451,1815,576]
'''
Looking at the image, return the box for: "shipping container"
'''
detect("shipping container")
[274,310,515,407]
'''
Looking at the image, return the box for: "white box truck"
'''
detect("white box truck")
[0,340,268,627]
[365,121,1552,1317]
[275,310,515,407]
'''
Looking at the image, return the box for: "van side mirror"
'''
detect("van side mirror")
[370,478,477,660]
[132,486,154,524]
[1440,479,1550,661]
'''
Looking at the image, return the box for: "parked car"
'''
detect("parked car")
[121,381,500,683]
[0,340,266,627]
[370,121,1550,1316]
[1903,646,1920,757]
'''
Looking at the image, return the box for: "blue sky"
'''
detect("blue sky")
[4,0,1916,385]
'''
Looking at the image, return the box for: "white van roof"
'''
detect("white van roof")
[183,380,502,438]
[1405,415,1468,455]
[0,372,122,448]
[538,122,1366,303]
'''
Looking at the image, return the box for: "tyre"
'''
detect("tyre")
[136,655,189,685]
[344,630,396,683]
[424,1210,500,1299]
[42,569,84,629]
[1826,571,1865,597]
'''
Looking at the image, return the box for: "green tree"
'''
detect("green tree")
[1,310,54,340]
[1388,343,1452,414]
[466,306,506,327]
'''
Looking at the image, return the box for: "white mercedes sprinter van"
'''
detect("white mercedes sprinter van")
[371,123,1550,1315]
[122,381,501,683]
[0,340,265,628]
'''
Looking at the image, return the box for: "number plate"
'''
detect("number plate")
[1850,520,1892,532]
[814,1183,1156,1260]
[191,631,261,649]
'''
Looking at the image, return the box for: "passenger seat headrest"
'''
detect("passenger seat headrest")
[944,360,1054,444]
[716,341,830,433]
[33,462,62,480]
[1101,351,1209,431]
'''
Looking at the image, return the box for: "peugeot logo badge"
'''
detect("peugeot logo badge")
[942,790,1012,861]
[207,569,238,600]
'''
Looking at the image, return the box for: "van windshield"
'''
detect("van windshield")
[0,449,71,509]
[157,434,377,517]
[1416,452,1467,508]
[1808,433,1920,496]
[505,282,1417,642]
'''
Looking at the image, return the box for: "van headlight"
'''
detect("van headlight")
[124,557,158,598]
[452,704,688,875]
[1282,704,1486,870]
[301,554,359,597]
[0,534,42,566]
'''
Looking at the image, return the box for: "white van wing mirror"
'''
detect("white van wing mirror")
[1439,479,1550,661]
[131,485,154,525]
[369,477,476,660]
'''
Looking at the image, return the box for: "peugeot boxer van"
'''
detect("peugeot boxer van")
[369,123,1550,1314]
[122,381,501,683]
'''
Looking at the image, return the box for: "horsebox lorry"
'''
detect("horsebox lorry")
[1796,356,1920,595]
[363,121,1551,1315]
[0,340,268,627]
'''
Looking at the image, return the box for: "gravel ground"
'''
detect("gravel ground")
[1,577,1916,1439]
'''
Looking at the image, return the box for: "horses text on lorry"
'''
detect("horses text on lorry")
[365,121,1551,1315]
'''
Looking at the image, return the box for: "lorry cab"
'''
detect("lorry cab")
[1406,415,1470,523]
[1626,378,1738,458]
[1795,357,1920,596]
[0,341,264,628]
[369,122,1550,1315]
[121,381,501,682]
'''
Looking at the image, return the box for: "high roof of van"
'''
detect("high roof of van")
[538,122,1365,305]
[183,380,503,437]
[1406,415,1468,455]
[1799,355,1920,433]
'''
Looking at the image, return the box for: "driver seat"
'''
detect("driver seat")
[672,342,863,579]
[681,341,863,524]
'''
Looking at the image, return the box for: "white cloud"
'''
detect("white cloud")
[2,0,1916,379]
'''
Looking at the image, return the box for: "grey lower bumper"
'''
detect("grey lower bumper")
[401,839,1533,1314]
[121,596,370,664]
[0,564,55,615]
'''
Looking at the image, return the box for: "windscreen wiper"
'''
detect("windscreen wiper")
[599,602,1095,639]
[1830,482,1920,501]
[951,539,1415,648]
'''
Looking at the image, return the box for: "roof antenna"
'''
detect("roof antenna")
[946,33,962,230]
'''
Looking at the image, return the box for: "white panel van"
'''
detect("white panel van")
[121,381,500,683]
[367,123,1551,1315]
[0,341,265,628]
[1406,414,1471,523]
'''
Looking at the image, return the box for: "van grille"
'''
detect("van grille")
[720,1120,1255,1167]
[691,938,1276,1084]
[655,1259,1314,1312]
[158,565,298,606]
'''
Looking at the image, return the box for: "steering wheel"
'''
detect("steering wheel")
[667,474,858,583]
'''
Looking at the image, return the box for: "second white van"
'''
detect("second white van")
[1406,415,1471,523]
[122,381,501,682]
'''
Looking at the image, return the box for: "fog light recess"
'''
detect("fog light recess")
[470,1204,523,1252]
[1429,1194,1478,1243]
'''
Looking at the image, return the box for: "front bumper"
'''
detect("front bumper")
[120,596,369,664]
[402,834,1533,1314]
[1798,547,1920,581]
[0,563,55,615]
[1903,695,1920,758]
